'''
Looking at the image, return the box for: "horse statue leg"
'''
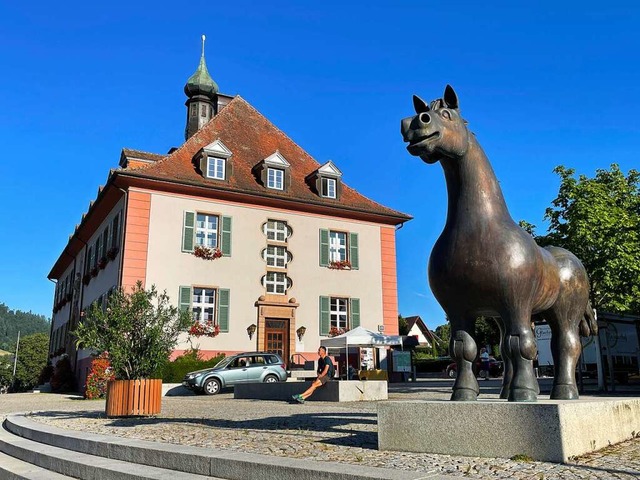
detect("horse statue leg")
[449,315,479,401]
[548,314,581,399]
[503,307,539,402]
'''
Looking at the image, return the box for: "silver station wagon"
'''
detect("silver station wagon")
[183,352,288,395]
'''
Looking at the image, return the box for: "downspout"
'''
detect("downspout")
[47,278,57,357]
[72,236,90,377]
[116,187,129,288]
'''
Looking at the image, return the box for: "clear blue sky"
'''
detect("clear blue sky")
[1,1,639,329]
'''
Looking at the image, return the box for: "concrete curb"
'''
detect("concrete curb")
[5,413,461,480]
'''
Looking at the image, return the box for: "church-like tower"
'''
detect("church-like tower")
[184,35,219,140]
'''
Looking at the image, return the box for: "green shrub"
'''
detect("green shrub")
[50,356,76,392]
[415,356,452,373]
[157,350,225,383]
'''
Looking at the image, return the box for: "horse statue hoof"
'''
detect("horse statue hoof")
[499,387,510,399]
[550,384,579,400]
[451,388,478,401]
[508,388,537,402]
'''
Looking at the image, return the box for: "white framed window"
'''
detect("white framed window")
[267,168,284,190]
[263,246,288,268]
[322,177,337,198]
[196,213,219,248]
[263,272,291,294]
[206,156,225,180]
[329,231,347,262]
[192,287,216,324]
[263,220,290,242]
[330,297,348,330]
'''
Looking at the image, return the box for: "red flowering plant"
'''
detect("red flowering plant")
[189,320,220,337]
[106,247,119,261]
[328,326,348,337]
[193,245,223,261]
[98,256,108,270]
[84,352,114,399]
[328,260,351,270]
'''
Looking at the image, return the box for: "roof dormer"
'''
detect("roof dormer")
[307,160,343,200]
[196,139,233,181]
[253,151,292,192]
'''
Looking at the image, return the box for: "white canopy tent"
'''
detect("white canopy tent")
[320,326,404,349]
[320,326,405,377]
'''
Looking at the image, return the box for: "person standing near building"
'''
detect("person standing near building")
[479,347,490,380]
[292,346,334,403]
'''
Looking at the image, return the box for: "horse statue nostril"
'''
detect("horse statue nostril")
[419,112,431,125]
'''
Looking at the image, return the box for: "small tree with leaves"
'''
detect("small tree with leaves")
[73,282,192,380]
[523,164,640,314]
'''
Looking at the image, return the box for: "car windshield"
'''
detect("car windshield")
[215,356,234,369]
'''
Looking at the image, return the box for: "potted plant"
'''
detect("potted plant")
[74,281,191,417]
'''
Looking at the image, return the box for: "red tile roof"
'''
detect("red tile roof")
[121,96,411,223]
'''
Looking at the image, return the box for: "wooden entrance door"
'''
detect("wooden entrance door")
[265,319,289,364]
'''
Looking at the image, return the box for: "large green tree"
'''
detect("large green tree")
[12,332,50,391]
[0,303,50,351]
[530,164,640,314]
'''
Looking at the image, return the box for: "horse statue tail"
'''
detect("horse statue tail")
[579,300,598,337]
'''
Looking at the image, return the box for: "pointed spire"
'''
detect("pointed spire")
[184,34,218,98]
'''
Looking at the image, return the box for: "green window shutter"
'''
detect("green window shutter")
[221,216,232,256]
[349,298,361,329]
[182,211,196,252]
[89,247,95,270]
[349,232,359,270]
[217,289,230,332]
[319,296,330,336]
[319,229,330,266]
[179,286,192,314]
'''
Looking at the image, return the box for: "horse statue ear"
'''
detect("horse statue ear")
[413,95,430,114]
[443,85,459,109]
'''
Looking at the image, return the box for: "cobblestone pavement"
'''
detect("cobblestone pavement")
[2,380,640,480]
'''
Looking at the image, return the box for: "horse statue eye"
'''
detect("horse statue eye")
[442,110,451,120]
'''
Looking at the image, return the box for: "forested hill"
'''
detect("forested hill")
[0,303,50,351]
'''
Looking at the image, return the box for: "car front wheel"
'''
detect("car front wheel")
[447,368,457,379]
[264,375,278,383]
[203,378,221,395]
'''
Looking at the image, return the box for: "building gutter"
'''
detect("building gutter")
[115,171,413,225]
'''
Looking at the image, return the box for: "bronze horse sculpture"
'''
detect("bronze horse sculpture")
[401,86,597,402]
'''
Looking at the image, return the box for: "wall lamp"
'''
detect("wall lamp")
[247,324,257,340]
[296,326,307,341]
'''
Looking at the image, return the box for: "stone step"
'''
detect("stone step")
[0,423,219,480]
[0,450,74,479]
[4,414,430,480]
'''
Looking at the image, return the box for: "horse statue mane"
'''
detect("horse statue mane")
[401,85,597,402]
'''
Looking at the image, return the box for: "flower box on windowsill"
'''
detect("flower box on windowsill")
[188,321,220,337]
[193,245,223,261]
[328,260,352,270]
[65,293,72,302]
[107,247,119,261]
[82,274,91,285]
[328,326,349,337]
[90,267,99,278]
[98,257,108,270]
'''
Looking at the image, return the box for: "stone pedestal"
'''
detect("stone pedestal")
[235,380,388,402]
[378,398,640,462]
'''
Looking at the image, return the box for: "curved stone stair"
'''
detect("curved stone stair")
[0,421,217,479]
[0,413,450,480]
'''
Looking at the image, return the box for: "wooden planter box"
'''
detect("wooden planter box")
[105,379,162,417]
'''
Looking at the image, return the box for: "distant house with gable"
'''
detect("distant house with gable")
[404,316,442,348]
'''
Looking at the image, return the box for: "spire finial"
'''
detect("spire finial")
[201,34,206,58]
